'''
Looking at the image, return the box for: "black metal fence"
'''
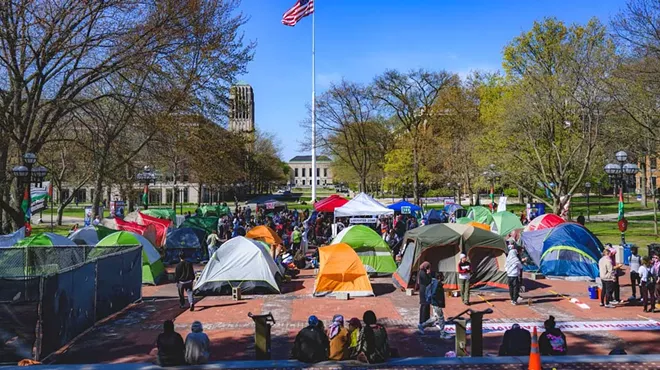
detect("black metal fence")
[0,246,142,364]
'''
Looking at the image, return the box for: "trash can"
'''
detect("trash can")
[622,245,632,266]
[588,285,599,300]
[248,312,276,360]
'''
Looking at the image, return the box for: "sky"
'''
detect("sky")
[236,0,627,161]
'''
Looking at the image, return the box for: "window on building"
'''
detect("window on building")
[295,168,299,177]
[316,168,320,177]
[651,157,657,171]
[302,168,305,177]
[60,189,70,205]
[302,179,305,186]
[317,179,320,185]
[74,188,87,203]
[324,168,328,177]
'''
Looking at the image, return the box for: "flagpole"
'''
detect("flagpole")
[311,4,317,203]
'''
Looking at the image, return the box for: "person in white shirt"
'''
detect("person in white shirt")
[206,230,221,259]
[639,257,656,313]
[629,247,642,300]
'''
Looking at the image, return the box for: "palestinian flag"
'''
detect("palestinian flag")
[21,188,30,221]
[618,188,624,221]
[490,184,495,212]
[142,185,149,208]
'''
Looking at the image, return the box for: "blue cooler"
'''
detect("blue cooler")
[588,285,598,300]
[623,245,632,266]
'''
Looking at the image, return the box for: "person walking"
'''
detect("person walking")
[206,230,221,259]
[629,247,642,300]
[417,261,432,326]
[599,249,615,308]
[175,252,195,311]
[418,272,450,339]
[505,247,523,305]
[639,257,656,313]
[457,254,471,305]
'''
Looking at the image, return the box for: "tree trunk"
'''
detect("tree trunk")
[91,172,104,218]
[197,183,203,207]
[641,156,647,207]
[518,186,524,204]
[653,188,658,236]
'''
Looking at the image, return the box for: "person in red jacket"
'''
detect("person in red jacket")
[457,254,471,305]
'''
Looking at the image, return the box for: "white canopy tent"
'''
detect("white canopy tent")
[334,192,394,218]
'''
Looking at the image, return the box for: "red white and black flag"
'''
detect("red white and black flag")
[282,0,314,26]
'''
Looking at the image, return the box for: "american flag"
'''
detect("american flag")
[282,0,314,27]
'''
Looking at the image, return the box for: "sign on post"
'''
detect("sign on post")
[349,218,378,224]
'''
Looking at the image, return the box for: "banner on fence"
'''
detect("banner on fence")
[441,320,660,334]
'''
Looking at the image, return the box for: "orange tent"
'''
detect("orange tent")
[468,221,491,231]
[313,243,374,297]
[246,225,283,245]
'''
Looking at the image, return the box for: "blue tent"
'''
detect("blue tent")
[443,203,463,214]
[388,200,422,215]
[164,227,206,263]
[424,209,446,224]
[521,223,603,280]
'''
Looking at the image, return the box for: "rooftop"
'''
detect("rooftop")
[289,155,331,162]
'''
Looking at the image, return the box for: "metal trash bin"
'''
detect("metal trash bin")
[248,312,276,360]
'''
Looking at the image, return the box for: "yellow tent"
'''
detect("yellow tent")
[313,243,374,297]
[246,225,283,245]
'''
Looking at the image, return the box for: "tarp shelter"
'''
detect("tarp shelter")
[313,243,374,297]
[467,206,494,225]
[114,218,159,247]
[334,192,394,218]
[194,236,281,295]
[15,232,77,247]
[524,213,565,232]
[180,216,219,235]
[68,225,115,245]
[197,205,232,217]
[393,223,508,290]
[164,228,206,264]
[388,200,422,215]
[141,208,177,223]
[424,209,445,224]
[314,195,348,213]
[246,225,283,246]
[330,225,397,275]
[97,231,165,285]
[521,223,603,280]
[0,227,25,247]
[490,211,524,237]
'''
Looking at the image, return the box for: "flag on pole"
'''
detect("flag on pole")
[142,185,149,208]
[282,0,314,26]
[21,187,30,221]
[490,185,495,212]
[618,187,624,221]
[47,182,53,199]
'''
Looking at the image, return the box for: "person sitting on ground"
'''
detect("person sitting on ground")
[347,317,362,360]
[290,315,329,363]
[156,320,185,366]
[174,252,195,311]
[326,314,350,361]
[356,310,389,364]
[498,323,531,356]
[185,321,210,365]
[539,316,567,356]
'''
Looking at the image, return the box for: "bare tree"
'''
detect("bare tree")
[372,69,457,205]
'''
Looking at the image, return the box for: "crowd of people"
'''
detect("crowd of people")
[600,246,659,312]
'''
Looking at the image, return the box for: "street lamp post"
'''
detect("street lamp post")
[585,182,591,222]
[136,166,156,210]
[12,153,48,233]
[597,181,602,214]
[603,150,639,245]
[483,164,501,213]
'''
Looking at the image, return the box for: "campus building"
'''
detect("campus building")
[288,155,333,187]
[636,156,660,193]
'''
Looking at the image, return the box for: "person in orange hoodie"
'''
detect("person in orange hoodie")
[326,315,349,360]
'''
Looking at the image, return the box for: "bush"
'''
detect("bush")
[503,188,519,197]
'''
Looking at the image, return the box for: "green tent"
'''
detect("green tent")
[456,217,472,225]
[68,225,116,245]
[196,205,232,217]
[467,206,493,225]
[393,223,508,290]
[330,225,397,275]
[180,216,219,234]
[96,231,165,285]
[15,232,77,247]
[141,208,177,223]
[490,211,523,236]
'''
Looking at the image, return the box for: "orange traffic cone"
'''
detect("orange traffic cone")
[529,326,542,370]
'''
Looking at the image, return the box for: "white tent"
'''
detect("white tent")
[194,236,281,295]
[334,192,394,218]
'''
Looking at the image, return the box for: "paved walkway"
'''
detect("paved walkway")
[48,268,660,365]
[588,210,656,222]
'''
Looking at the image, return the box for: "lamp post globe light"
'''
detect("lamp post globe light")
[584,182,591,222]
[11,153,47,232]
[603,150,639,245]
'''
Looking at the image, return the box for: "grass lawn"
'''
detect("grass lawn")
[586,221,660,254]
[31,224,71,236]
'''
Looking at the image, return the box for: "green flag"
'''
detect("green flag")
[617,188,624,221]
[142,186,149,208]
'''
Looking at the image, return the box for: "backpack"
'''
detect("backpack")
[370,325,389,363]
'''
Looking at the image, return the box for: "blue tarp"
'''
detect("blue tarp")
[424,209,446,224]
[522,223,604,279]
[388,200,422,213]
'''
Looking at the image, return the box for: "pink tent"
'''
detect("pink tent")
[314,194,349,213]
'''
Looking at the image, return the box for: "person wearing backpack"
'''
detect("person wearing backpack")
[417,261,432,325]
[418,272,450,339]
[356,310,389,364]
[539,316,567,356]
[639,256,656,313]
